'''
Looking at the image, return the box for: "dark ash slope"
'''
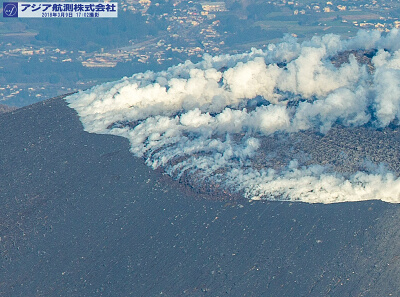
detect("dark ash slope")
[1,95,400,296]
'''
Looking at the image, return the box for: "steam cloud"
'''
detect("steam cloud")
[67,29,400,203]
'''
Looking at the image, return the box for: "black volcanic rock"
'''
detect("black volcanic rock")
[1,95,400,296]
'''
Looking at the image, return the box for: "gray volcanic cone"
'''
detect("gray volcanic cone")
[3,29,400,296]
[1,94,400,296]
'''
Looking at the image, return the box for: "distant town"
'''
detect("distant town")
[1,0,400,106]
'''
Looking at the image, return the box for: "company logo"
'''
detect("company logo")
[3,2,118,18]
[3,2,18,17]
[4,2,118,18]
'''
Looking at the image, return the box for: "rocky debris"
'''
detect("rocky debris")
[164,123,400,201]
[258,125,400,176]
[331,49,377,73]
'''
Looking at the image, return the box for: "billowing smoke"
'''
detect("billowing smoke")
[66,29,400,203]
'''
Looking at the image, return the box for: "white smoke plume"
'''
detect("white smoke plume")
[66,29,400,203]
